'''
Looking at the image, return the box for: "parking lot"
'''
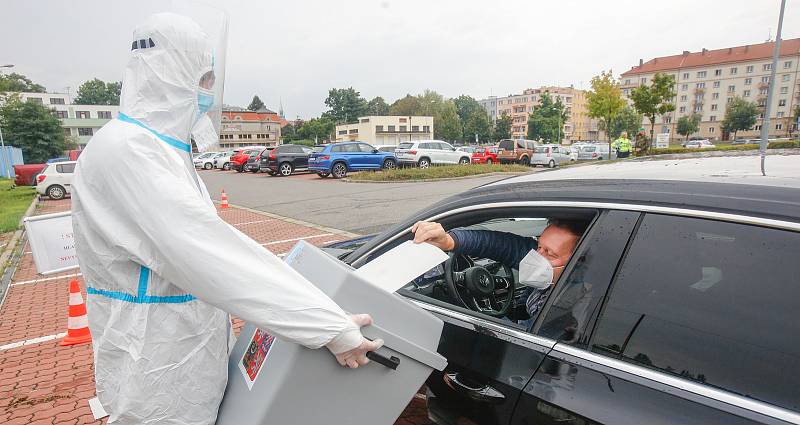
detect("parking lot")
[198,168,516,235]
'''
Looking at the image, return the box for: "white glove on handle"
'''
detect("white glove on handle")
[327,314,384,369]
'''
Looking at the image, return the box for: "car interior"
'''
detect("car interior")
[364,207,598,331]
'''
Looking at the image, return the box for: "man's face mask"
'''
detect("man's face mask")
[519,249,554,289]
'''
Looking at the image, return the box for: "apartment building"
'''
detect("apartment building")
[0,92,118,147]
[334,116,434,145]
[219,109,283,149]
[484,86,599,142]
[621,38,800,141]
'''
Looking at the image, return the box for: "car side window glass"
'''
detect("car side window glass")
[440,142,453,150]
[56,163,75,173]
[419,142,431,149]
[517,141,525,149]
[590,214,800,412]
[358,144,374,153]
[343,144,360,153]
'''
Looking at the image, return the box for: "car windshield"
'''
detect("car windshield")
[534,147,548,153]
[398,142,414,149]
[498,140,515,150]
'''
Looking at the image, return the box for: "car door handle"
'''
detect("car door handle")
[443,372,506,404]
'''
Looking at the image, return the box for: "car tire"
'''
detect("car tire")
[486,158,493,165]
[317,172,329,178]
[47,185,66,200]
[418,158,431,169]
[250,166,259,173]
[236,165,243,173]
[521,156,530,166]
[598,156,604,160]
[279,162,293,177]
[548,159,556,168]
[458,157,470,165]
[203,162,212,170]
[382,158,397,170]
[223,162,231,171]
[331,162,348,179]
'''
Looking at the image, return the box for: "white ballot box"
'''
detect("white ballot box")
[216,241,447,425]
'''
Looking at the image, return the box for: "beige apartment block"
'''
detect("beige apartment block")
[334,116,434,145]
[621,38,800,142]
[482,86,600,143]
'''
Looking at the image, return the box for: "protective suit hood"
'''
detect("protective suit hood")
[120,12,213,148]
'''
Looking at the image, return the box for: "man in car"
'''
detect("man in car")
[411,219,587,327]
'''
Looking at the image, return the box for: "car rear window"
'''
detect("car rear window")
[488,147,498,153]
[498,140,515,150]
[398,143,414,149]
[313,146,326,153]
[534,147,547,153]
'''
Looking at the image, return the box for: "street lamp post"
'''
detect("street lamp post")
[0,64,15,178]
[760,0,786,176]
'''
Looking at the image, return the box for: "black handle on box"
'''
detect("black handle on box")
[367,351,400,370]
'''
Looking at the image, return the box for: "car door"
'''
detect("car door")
[296,146,312,170]
[514,212,800,425]
[55,163,75,194]
[358,143,381,169]
[436,142,454,164]
[342,143,362,169]
[417,142,435,164]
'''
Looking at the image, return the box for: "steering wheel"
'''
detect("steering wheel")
[444,253,516,317]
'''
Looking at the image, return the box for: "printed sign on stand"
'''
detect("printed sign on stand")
[23,211,78,275]
[656,133,670,149]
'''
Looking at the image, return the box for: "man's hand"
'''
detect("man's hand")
[411,221,455,251]
[329,314,384,369]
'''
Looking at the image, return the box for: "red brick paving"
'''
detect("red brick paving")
[1,198,427,424]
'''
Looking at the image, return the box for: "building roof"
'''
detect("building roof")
[222,110,289,127]
[621,38,800,76]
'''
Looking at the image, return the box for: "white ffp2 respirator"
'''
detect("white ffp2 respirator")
[519,249,554,289]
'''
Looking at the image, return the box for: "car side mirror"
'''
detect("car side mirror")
[373,149,378,154]
[451,147,456,151]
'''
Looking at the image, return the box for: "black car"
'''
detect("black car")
[327,161,800,425]
[260,144,312,176]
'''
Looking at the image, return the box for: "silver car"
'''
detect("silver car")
[531,144,570,168]
[577,144,615,161]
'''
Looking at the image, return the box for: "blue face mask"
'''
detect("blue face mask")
[197,90,214,117]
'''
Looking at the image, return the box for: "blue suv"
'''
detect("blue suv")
[308,142,397,179]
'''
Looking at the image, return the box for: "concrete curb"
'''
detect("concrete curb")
[632,147,800,162]
[0,196,39,309]
[219,202,362,239]
[341,171,534,184]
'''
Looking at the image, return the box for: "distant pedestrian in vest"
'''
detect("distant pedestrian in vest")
[612,132,633,158]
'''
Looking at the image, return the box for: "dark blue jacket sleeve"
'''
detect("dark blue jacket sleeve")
[448,229,537,268]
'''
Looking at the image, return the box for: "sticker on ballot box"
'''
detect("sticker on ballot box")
[238,328,276,390]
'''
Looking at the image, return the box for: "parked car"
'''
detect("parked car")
[36,161,75,200]
[245,147,275,173]
[230,147,266,172]
[394,140,471,168]
[374,144,398,153]
[731,138,760,145]
[308,141,397,179]
[470,146,499,164]
[13,164,47,186]
[681,137,711,147]
[193,151,220,170]
[46,157,70,164]
[496,139,537,165]
[577,143,616,161]
[260,144,312,176]
[334,157,800,425]
[531,144,570,167]
[685,140,716,149]
[213,151,235,170]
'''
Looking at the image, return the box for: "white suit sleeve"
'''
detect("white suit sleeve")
[96,136,362,353]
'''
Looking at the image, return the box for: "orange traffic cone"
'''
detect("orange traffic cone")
[60,279,92,346]
[220,189,229,209]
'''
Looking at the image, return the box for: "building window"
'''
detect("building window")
[679,106,686,113]
[423,125,430,133]
[694,105,703,112]
[624,79,631,85]
[399,126,407,132]
[680,95,687,102]
[388,125,395,132]
[49,98,65,105]
[730,67,738,75]
[755,125,762,131]
[76,111,90,119]
[727,85,735,93]
[28,97,43,104]
[53,110,68,119]
[746,65,754,73]
[349,129,358,134]
[682,72,689,79]
[623,88,630,96]
[763,64,772,71]
[97,111,112,119]
[360,118,369,123]
[712,92,720,99]
[776,123,783,130]
[681,84,688,91]
[710,115,716,122]
[375,125,383,132]
[412,125,419,132]
[641,77,647,84]
[779,86,788,94]
[713,81,720,88]
[778,99,786,107]
[695,94,704,101]
[759,88,769,95]
[696,82,705,89]
[711,104,718,111]
[784,61,793,69]
[338,130,347,135]
[743,90,751,97]
[697,71,707,78]
[777,111,785,117]
[744,78,752,85]
[709,127,715,133]
[399,118,407,123]
[78,127,94,136]
[761,76,770,83]
[713,69,722,76]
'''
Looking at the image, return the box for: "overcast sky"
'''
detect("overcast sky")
[2,0,797,119]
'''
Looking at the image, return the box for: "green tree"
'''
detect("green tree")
[73,78,121,105]
[436,101,462,142]
[366,96,389,115]
[608,106,644,140]
[454,95,491,143]
[0,95,68,163]
[389,94,422,115]
[0,72,46,92]
[298,117,335,142]
[247,95,266,111]
[676,114,701,141]
[721,97,758,140]
[527,93,568,143]
[280,123,297,141]
[586,69,626,154]
[630,72,676,151]
[494,113,512,141]
[323,87,367,124]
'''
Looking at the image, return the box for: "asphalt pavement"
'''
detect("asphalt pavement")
[199,170,512,235]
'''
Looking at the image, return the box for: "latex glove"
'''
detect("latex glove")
[327,314,384,369]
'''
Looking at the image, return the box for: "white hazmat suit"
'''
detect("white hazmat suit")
[72,13,365,424]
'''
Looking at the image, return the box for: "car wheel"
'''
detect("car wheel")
[317,172,330,178]
[520,156,530,166]
[204,162,212,170]
[418,158,431,169]
[223,162,231,170]
[598,156,604,160]
[458,157,470,165]
[382,159,396,170]
[236,165,243,173]
[548,159,556,168]
[486,158,493,165]
[47,185,66,200]
[331,162,347,179]
[279,162,293,176]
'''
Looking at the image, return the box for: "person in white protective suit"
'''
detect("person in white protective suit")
[71,13,381,424]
